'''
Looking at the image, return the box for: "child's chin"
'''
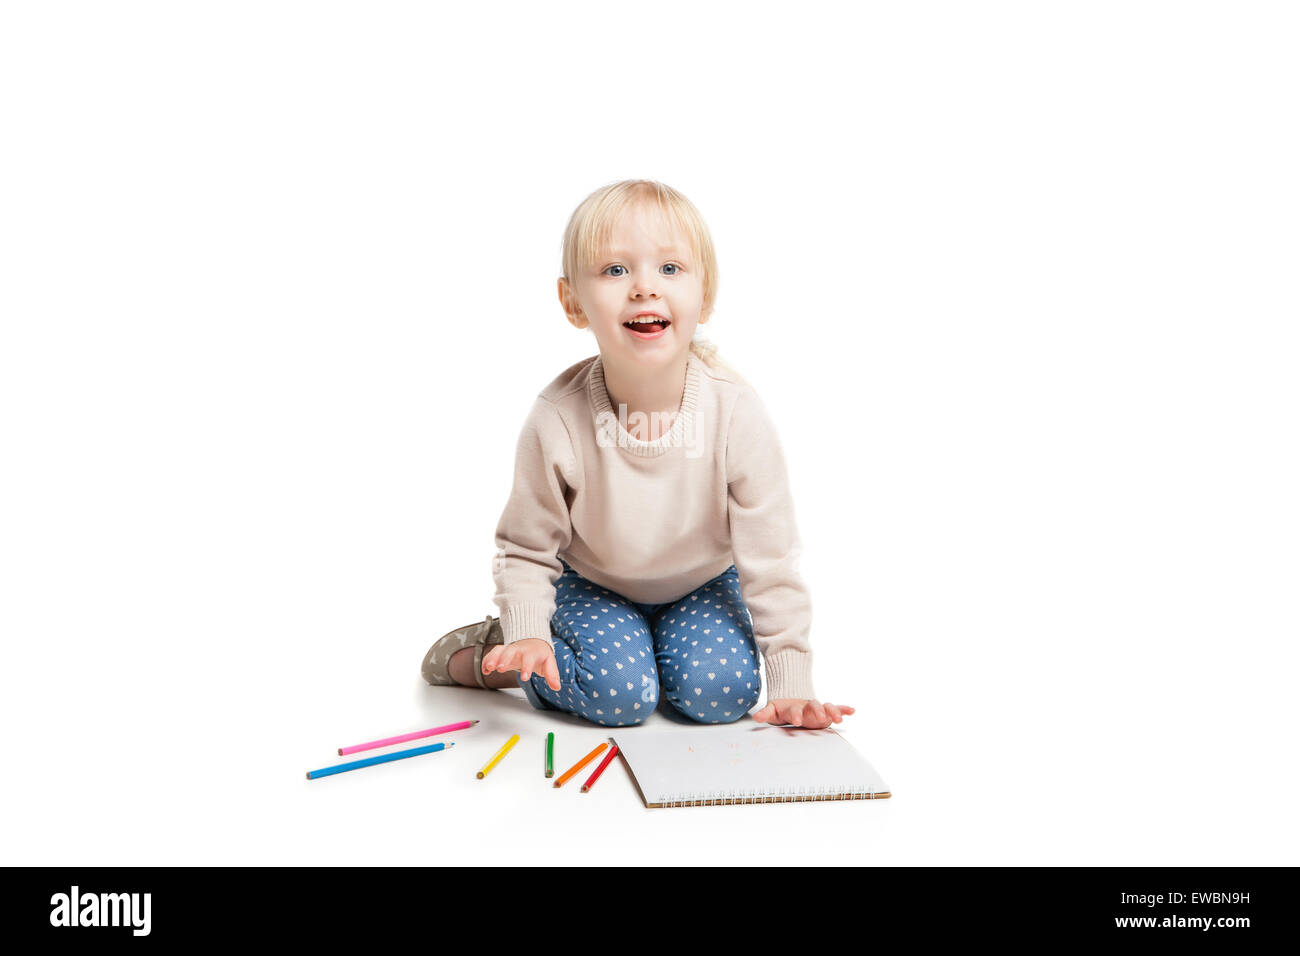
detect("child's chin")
[624,342,687,364]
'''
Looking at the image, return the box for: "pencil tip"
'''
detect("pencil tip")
[336,749,342,756]
[581,786,589,793]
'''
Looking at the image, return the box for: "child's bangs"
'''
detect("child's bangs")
[577,187,705,271]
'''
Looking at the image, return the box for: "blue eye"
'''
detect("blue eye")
[603,263,682,277]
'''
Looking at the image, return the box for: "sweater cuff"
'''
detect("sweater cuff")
[500,602,555,645]
[762,647,816,703]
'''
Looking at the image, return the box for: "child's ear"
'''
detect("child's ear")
[557,277,587,329]
[698,304,713,326]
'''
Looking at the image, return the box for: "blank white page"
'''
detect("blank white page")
[612,724,890,806]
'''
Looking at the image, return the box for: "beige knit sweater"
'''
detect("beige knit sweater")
[490,352,816,702]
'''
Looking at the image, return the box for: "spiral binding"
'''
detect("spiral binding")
[653,784,881,807]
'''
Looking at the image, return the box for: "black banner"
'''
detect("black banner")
[9,866,1291,944]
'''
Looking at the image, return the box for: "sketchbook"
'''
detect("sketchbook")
[611,724,891,808]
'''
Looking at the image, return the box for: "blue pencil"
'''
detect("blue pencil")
[306,741,454,780]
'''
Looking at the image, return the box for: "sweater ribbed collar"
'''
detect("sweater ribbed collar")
[588,353,701,458]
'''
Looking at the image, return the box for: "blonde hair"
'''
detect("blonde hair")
[560,179,737,375]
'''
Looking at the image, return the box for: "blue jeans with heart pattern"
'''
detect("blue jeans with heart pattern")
[517,560,763,727]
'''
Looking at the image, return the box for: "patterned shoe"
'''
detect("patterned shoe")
[421,615,505,688]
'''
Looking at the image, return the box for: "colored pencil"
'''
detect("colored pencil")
[545,732,554,777]
[554,742,607,788]
[338,719,478,756]
[580,744,619,793]
[477,734,520,779]
[306,742,453,780]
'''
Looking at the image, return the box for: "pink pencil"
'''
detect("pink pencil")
[339,720,478,756]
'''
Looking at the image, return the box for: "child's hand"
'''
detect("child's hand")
[751,699,855,729]
[482,638,562,691]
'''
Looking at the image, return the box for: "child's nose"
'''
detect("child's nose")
[632,269,661,296]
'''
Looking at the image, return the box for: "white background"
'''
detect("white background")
[3,1,1296,866]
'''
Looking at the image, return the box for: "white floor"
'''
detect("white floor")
[289,678,911,868]
[13,644,1292,867]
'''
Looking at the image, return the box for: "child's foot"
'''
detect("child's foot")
[420,615,505,687]
[449,646,518,689]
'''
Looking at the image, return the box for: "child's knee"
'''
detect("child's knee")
[581,662,659,727]
[669,679,760,724]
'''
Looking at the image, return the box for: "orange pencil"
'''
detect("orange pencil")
[554,743,608,788]
[580,744,619,793]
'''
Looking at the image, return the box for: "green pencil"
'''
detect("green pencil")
[545,732,554,778]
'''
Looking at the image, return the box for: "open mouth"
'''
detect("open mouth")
[623,318,671,333]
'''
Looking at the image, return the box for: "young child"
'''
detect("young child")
[421,179,853,730]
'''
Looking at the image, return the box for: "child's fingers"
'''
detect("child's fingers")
[519,649,552,685]
[543,654,561,691]
[534,649,554,683]
[488,646,520,674]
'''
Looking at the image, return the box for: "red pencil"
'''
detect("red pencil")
[580,744,620,793]
[554,743,606,788]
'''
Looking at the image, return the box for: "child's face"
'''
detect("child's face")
[559,202,708,371]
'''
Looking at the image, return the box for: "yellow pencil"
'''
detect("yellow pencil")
[477,734,520,779]
[554,743,608,788]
